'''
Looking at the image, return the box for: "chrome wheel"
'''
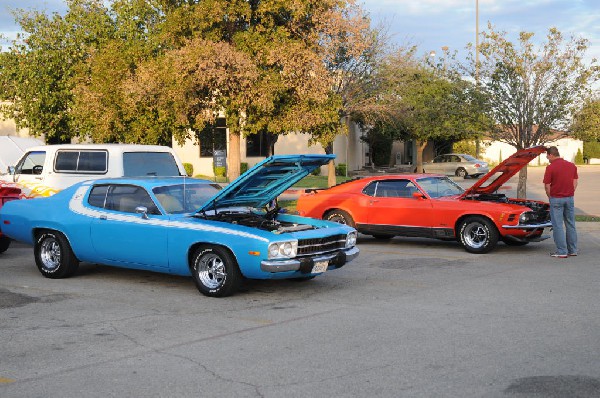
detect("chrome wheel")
[459,216,499,254]
[462,221,488,249]
[191,246,242,297]
[34,231,79,278]
[196,252,226,289]
[40,236,61,271]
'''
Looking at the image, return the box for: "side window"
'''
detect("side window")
[123,152,181,177]
[107,185,160,215]
[15,151,46,175]
[362,181,377,196]
[78,151,107,172]
[433,156,443,163]
[450,155,460,163]
[88,185,109,208]
[55,150,107,173]
[375,180,418,198]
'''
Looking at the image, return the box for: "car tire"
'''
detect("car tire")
[191,245,242,297]
[34,231,79,278]
[324,209,355,227]
[456,167,468,179]
[0,236,10,254]
[458,216,499,254]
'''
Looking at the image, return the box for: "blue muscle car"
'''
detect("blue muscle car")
[0,155,359,297]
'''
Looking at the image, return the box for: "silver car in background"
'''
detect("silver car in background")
[423,153,489,178]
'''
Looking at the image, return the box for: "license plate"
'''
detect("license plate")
[311,261,328,273]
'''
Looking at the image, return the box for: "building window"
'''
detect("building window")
[197,118,227,157]
[246,131,270,157]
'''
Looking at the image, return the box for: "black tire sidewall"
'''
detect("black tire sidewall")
[459,217,498,254]
[0,236,10,253]
[325,210,355,227]
[191,246,241,297]
[34,231,77,278]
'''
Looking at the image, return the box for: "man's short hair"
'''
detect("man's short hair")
[547,146,560,157]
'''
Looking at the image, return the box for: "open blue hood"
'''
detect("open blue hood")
[198,154,335,212]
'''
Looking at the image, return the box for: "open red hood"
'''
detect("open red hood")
[460,146,547,197]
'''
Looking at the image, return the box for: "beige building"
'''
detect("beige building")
[171,118,370,177]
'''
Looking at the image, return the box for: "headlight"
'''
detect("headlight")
[519,212,533,224]
[267,241,298,259]
[346,231,357,248]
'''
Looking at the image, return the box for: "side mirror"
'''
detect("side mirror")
[412,191,426,199]
[135,206,149,219]
[7,166,15,175]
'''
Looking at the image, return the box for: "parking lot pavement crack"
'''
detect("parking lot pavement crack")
[3,308,343,388]
[156,351,265,397]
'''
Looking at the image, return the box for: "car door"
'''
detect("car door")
[12,150,47,184]
[427,155,445,174]
[365,179,433,236]
[446,155,462,175]
[88,184,170,268]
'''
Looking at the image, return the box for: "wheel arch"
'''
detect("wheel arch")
[187,242,239,273]
[32,227,79,258]
[454,213,499,235]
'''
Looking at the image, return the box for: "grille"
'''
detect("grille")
[297,234,346,256]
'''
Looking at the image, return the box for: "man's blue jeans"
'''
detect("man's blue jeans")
[549,196,577,255]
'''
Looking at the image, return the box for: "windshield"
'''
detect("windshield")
[416,176,464,198]
[152,183,221,214]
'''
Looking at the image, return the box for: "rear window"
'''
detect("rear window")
[55,150,108,174]
[123,152,182,177]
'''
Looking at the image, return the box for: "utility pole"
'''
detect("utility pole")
[475,0,481,158]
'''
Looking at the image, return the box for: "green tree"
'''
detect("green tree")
[571,98,600,142]
[468,25,599,197]
[367,48,489,173]
[0,0,112,143]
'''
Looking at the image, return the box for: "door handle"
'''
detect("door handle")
[99,215,107,220]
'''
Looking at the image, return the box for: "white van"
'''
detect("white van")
[6,144,187,197]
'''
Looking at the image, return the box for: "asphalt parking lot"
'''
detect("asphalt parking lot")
[2,219,600,397]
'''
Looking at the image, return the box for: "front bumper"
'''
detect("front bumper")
[501,221,552,230]
[260,246,359,273]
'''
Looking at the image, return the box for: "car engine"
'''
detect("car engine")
[197,210,316,233]
[466,193,550,222]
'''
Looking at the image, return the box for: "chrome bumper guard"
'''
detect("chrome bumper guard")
[260,246,360,273]
[501,221,552,230]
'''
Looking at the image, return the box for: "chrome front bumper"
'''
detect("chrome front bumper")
[260,246,360,273]
[501,221,552,230]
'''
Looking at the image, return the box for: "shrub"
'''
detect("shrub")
[335,163,347,176]
[240,162,249,174]
[183,163,193,176]
[214,166,226,177]
[584,141,600,159]
[575,148,584,164]
[311,166,321,176]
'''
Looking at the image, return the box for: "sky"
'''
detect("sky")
[1,0,600,64]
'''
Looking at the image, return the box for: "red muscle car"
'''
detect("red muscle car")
[296,146,551,253]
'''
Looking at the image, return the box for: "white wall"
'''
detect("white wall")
[481,138,583,166]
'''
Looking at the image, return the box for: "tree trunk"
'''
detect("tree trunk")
[227,130,241,182]
[325,143,336,188]
[517,166,527,199]
[415,140,427,173]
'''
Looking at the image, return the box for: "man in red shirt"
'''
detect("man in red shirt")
[543,146,578,258]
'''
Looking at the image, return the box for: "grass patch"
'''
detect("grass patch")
[292,175,352,188]
[194,175,228,183]
[278,199,298,213]
[576,215,600,222]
